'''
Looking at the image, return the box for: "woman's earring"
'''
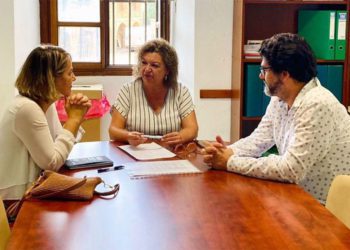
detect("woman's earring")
[165,75,168,81]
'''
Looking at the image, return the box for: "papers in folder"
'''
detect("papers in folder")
[125,160,202,178]
[118,142,176,160]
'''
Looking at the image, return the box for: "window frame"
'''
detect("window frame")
[39,0,170,76]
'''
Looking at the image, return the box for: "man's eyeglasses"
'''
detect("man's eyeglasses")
[260,66,272,76]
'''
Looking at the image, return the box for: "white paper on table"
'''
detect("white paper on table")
[125,159,202,178]
[118,142,176,160]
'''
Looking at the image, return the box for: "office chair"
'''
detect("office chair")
[326,175,350,229]
[0,198,11,250]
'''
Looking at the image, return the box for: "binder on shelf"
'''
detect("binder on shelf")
[244,64,263,117]
[298,10,336,60]
[335,11,347,60]
[328,65,343,101]
[316,64,343,102]
[298,10,347,61]
[316,65,328,87]
[262,94,271,115]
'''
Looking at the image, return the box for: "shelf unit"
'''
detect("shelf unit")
[238,0,350,138]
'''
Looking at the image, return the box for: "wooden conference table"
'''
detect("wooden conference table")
[7,141,350,250]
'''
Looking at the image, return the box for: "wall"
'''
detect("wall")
[14,0,40,73]
[172,0,234,142]
[0,0,16,117]
[0,0,40,118]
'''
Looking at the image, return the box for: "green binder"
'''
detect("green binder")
[335,11,347,60]
[298,10,336,60]
[244,64,263,117]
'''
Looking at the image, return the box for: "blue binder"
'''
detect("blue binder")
[316,64,343,102]
[244,64,263,117]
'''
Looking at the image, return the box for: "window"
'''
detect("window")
[40,0,170,76]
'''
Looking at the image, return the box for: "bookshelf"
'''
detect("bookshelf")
[236,0,350,138]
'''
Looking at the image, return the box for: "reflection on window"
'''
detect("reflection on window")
[58,0,100,22]
[59,27,101,62]
[109,0,159,65]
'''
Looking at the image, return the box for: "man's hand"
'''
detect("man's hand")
[202,136,233,170]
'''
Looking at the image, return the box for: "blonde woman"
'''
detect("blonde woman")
[0,45,91,200]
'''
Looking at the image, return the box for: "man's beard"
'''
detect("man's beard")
[263,79,282,97]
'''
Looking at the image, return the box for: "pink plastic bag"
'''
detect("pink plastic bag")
[56,94,111,122]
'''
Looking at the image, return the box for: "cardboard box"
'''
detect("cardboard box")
[72,84,103,142]
[71,84,103,99]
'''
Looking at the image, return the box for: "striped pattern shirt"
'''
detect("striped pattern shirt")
[112,80,195,135]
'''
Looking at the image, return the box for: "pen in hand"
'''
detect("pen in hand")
[97,165,124,173]
[143,135,163,140]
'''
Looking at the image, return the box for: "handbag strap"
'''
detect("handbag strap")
[5,178,39,220]
[32,177,88,199]
[94,182,120,197]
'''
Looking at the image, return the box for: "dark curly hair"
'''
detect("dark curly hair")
[259,33,317,83]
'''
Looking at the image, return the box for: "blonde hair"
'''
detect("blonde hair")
[133,38,178,89]
[15,45,71,103]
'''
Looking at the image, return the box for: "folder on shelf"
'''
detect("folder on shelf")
[335,11,347,60]
[328,65,343,101]
[244,64,263,117]
[316,64,343,102]
[316,65,328,88]
[262,94,271,114]
[298,10,336,60]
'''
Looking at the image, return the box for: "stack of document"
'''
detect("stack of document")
[118,142,175,160]
[125,160,202,178]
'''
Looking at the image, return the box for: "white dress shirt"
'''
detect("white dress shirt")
[228,78,350,204]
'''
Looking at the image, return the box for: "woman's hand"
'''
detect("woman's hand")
[63,93,91,136]
[65,93,91,123]
[127,132,147,146]
[68,93,91,106]
[162,132,182,146]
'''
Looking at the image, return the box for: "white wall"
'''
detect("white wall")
[170,0,195,97]
[0,0,16,117]
[14,0,40,73]
[172,0,233,142]
[0,0,40,118]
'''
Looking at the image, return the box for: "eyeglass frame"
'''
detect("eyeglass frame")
[260,66,272,76]
[173,142,200,159]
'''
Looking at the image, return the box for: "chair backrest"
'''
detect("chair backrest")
[0,198,10,250]
[326,175,350,229]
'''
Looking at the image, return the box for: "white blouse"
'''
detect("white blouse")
[0,96,76,200]
[228,78,350,204]
[112,80,195,135]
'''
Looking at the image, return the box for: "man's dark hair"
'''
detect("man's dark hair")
[259,33,317,83]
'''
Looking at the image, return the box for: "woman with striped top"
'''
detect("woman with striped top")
[109,39,198,146]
